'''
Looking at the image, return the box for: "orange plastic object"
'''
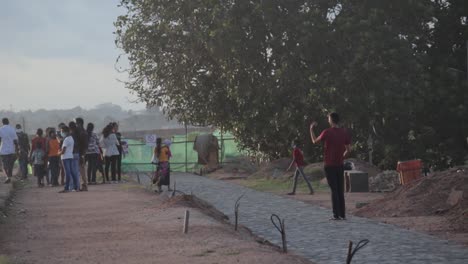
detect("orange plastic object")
[397,160,422,185]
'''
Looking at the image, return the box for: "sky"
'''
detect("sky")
[0,0,146,111]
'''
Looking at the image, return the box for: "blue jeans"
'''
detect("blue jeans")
[73,153,81,188]
[63,158,79,191]
[291,166,314,194]
[18,157,29,178]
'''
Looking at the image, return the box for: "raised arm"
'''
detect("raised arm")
[309,122,322,144]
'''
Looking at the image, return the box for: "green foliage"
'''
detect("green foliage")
[0,255,10,264]
[115,0,468,169]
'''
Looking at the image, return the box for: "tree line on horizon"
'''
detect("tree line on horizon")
[115,0,468,169]
[0,103,182,135]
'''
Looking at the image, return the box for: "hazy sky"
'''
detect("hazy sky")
[0,0,146,111]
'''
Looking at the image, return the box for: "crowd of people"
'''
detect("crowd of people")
[0,117,128,192]
[0,116,174,194]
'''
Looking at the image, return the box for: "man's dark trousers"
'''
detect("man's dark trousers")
[325,165,346,218]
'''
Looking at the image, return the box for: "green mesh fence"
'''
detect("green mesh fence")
[122,131,244,173]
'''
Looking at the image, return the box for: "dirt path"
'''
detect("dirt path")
[0,181,311,264]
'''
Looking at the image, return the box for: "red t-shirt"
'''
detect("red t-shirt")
[293,147,305,167]
[31,136,47,154]
[317,127,351,167]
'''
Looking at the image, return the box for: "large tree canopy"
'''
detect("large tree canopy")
[115,0,468,169]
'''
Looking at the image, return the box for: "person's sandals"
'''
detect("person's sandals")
[4,178,11,184]
[287,192,296,195]
[329,216,341,221]
[58,190,69,193]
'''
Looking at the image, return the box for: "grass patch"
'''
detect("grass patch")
[239,178,327,194]
[0,255,10,264]
[118,184,145,190]
[223,250,241,256]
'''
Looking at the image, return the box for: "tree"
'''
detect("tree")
[115,0,468,168]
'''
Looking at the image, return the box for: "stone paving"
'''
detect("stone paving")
[141,172,468,264]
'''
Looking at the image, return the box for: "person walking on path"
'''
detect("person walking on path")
[31,142,46,187]
[75,118,89,191]
[154,138,172,193]
[16,124,30,179]
[0,118,19,184]
[59,126,79,192]
[310,113,351,220]
[286,140,314,195]
[46,130,61,186]
[100,124,120,183]
[111,122,123,182]
[85,123,100,185]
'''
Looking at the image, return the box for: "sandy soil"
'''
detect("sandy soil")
[0,181,311,264]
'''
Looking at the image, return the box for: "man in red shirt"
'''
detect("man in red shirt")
[310,113,351,220]
[286,140,314,195]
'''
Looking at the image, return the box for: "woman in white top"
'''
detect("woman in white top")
[100,124,120,183]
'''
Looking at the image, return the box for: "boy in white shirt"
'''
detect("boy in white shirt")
[59,126,80,192]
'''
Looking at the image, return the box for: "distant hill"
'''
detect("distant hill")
[0,103,183,135]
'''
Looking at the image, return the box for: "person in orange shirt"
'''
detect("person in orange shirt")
[154,138,172,193]
[46,130,61,186]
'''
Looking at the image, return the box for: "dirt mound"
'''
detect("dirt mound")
[207,157,257,180]
[249,158,291,179]
[356,168,468,231]
[155,194,195,210]
[154,194,230,222]
[222,157,258,174]
[347,158,381,178]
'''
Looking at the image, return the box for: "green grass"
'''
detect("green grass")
[193,249,216,257]
[118,184,145,190]
[0,255,10,264]
[239,178,328,194]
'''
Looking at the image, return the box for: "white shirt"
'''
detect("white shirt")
[0,125,18,155]
[100,133,120,157]
[61,136,74,160]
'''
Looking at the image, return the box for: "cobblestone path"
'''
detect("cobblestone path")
[153,173,468,264]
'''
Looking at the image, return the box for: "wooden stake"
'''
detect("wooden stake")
[234,194,244,231]
[282,221,287,253]
[346,241,353,264]
[183,210,190,234]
